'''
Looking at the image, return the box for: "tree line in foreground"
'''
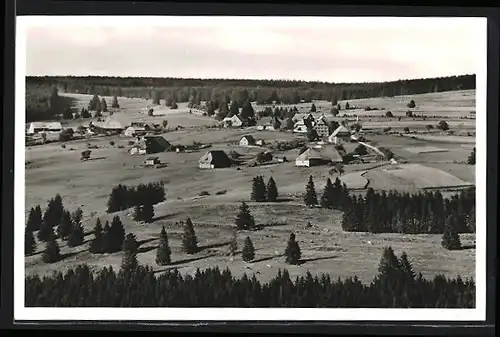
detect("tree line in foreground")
[25,246,475,308]
[26,74,475,121]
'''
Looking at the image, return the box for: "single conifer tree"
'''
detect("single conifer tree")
[72,207,83,226]
[267,177,278,202]
[377,246,401,277]
[110,215,126,252]
[102,221,112,253]
[42,229,61,263]
[251,176,267,202]
[285,233,302,265]
[57,210,73,240]
[100,98,108,112]
[111,95,119,108]
[133,205,144,222]
[442,214,462,250]
[398,251,416,282]
[182,218,198,254]
[43,194,64,227]
[320,178,335,209]
[26,206,43,232]
[67,221,85,247]
[121,233,139,271]
[235,202,255,231]
[89,218,104,254]
[25,225,37,256]
[241,236,255,262]
[37,220,54,242]
[304,175,318,207]
[229,230,238,256]
[156,226,172,265]
[142,202,155,223]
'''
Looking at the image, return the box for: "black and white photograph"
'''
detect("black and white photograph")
[15,15,487,321]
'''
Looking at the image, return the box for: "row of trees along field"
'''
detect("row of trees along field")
[25,245,475,308]
[25,74,475,121]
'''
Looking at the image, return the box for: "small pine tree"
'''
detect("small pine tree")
[251,176,267,202]
[100,98,108,112]
[37,221,53,242]
[101,221,112,253]
[142,202,155,223]
[304,175,318,207]
[67,221,85,247]
[285,233,302,265]
[155,226,172,265]
[133,205,143,222]
[235,202,255,231]
[267,177,278,202]
[42,229,61,263]
[26,206,43,232]
[111,95,119,108]
[89,218,104,254]
[398,251,416,282]
[121,233,139,272]
[182,218,198,254]
[57,210,73,240]
[377,246,401,277]
[442,215,462,250]
[229,230,238,256]
[467,147,476,165]
[320,178,335,209]
[241,236,255,262]
[110,215,126,252]
[25,225,36,256]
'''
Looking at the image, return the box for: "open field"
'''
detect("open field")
[25,89,477,283]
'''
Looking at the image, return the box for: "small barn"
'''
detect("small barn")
[144,156,160,166]
[92,120,124,135]
[239,135,256,147]
[27,122,63,135]
[223,115,244,128]
[328,125,351,144]
[295,147,343,167]
[129,135,172,155]
[198,150,231,169]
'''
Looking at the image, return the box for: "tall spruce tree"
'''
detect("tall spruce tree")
[241,236,255,262]
[67,221,85,247]
[26,206,43,232]
[57,210,73,240]
[377,246,401,277]
[43,194,64,227]
[102,221,112,253]
[235,202,255,231]
[111,95,119,108]
[142,202,155,223]
[156,226,172,266]
[121,233,139,272]
[133,205,143,221]
[110,216,126,252]
[89,218,104,254]
[304,175,318,207]
[182,218,198,254]
[320,178,335,209]
[25,225,36,256]
[285,233,302,265]
[100,98,108,112]
[267,177,278,202]
[37,220,54,242]
[42,229,61,263]
[398,251,416,282]
[251,176,267,202]
[442,214,462,250]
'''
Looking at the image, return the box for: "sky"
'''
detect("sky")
[20,16,486,83]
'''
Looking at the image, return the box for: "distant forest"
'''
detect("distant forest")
[25,74,475,122]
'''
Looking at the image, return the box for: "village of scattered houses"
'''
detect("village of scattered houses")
[26,111,365,169]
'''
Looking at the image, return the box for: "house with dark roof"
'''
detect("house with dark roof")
[239,135,256,147]
[129,135,172,155]
[198,150,232,169]
[295,146,343,167]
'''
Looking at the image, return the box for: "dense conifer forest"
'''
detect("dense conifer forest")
[25,247,475,307]
[25,74,475,122]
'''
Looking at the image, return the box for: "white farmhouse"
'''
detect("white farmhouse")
[27,122,63,135]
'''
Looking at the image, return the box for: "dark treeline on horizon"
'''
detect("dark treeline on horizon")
[25,74,475,122]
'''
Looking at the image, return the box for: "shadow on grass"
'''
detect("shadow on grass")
[275,198,294,203]
[152,212,182,222]
[60,251,81,261]
[86,156,107,161]
[252,222,290,231]
[138,245,158,254]
[169,253,217,266]
[84,230,95,237]
[138,237,158,246]
[252,254,284,263]
[199,241,232,250]
[461,244,476,250]
[299,255,338,264]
